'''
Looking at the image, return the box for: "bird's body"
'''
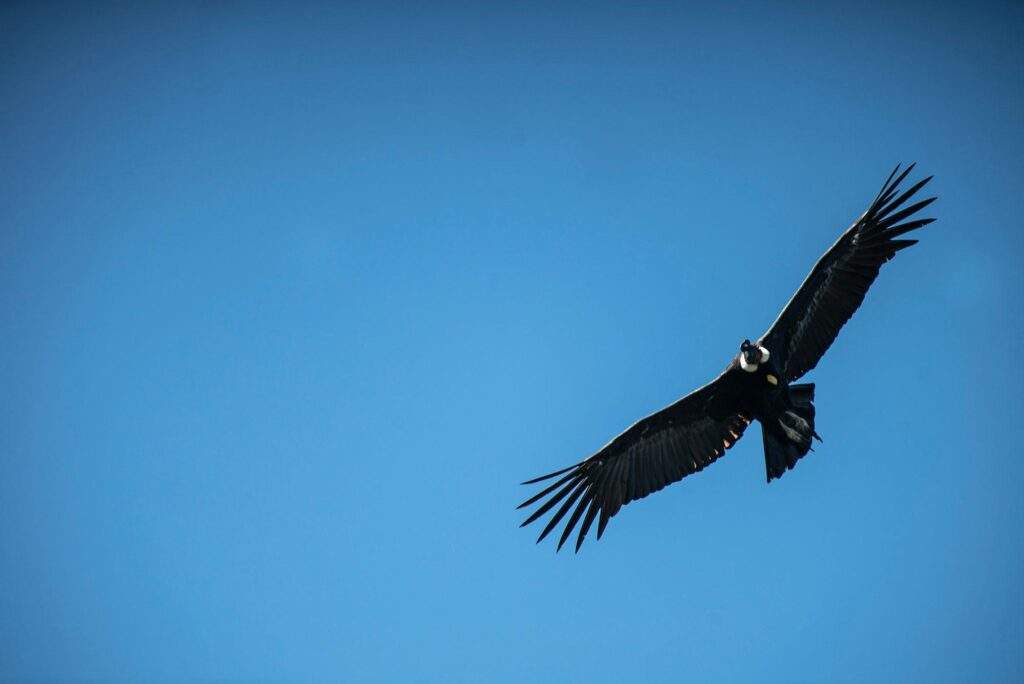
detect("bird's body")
[709,347,819,480]
[518,164,936,552]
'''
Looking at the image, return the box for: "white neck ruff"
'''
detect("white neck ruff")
[739,345,770,373]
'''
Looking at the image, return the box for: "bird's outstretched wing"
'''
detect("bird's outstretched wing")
[758,164,936,383]
[518,375,750,552]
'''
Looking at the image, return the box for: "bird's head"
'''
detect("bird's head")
[739,339,769,372]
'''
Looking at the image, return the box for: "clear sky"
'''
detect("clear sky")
[2,2,1022,682]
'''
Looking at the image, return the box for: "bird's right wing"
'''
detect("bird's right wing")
[518,374,751,552]
[758,164,936,382]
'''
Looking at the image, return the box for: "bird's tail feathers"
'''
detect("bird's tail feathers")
[764,383,819,482]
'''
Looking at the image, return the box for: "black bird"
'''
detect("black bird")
[518,164,936,552]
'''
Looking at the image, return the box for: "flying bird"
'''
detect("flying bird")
[518,163,936,552]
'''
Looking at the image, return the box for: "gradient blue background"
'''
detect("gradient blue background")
[2,2,1022,682]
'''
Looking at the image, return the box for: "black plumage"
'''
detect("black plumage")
[760,164,935,382]
[518,164,936,552]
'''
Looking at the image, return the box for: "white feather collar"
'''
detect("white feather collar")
[739,345,770,373]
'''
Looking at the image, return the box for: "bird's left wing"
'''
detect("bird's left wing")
[518,374,751,552]
[758,164,936,382]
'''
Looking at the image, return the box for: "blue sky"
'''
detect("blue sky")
[2,2,1022,682]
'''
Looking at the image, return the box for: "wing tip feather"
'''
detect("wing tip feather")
[521,462,579,485]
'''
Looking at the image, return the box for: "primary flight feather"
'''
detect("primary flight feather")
[518,164,936,552]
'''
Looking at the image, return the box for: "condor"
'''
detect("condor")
[518,164,936,552]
